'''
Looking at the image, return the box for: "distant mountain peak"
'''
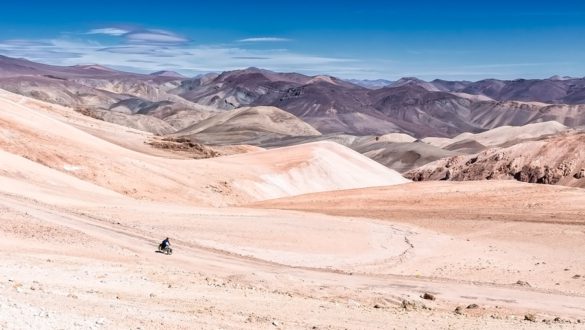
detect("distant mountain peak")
[150,70,186,78]
[395,77,427,83]
[391,77,440,91]
[307,75,338,85]
[345,79,393,89]
[239,67,273,74]
[74,64,116,72]
[548,75,575,81]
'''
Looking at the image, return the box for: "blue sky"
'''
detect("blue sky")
[1,0,584,80]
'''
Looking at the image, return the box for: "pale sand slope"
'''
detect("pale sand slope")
[175,106,321,145]
[0,149,122,207]
[423,121,568,148]
[254,181,585,296]
[1,154,584,329]
[0,89,405,206]
[451,92,496,102]
[1,88,584,328]
[87,109,177,135]
[366,132,417,144]
[178,106,321,137]
[259,133,456,173]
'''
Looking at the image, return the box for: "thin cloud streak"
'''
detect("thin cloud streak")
[238,37,291,42]
[87,27,189,44]
[87,28,129,36]
[0,36,357,77]
[3,26,568,80]
[125,30,188,44]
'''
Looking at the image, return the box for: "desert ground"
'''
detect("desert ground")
[1,89,585,329]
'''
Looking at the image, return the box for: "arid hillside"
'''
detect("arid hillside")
[407,131,585,188]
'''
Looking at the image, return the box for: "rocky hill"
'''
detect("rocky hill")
[406,131,585,188]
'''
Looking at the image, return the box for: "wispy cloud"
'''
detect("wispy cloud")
[86,27,188,44]
[2,39,54,46]
[407,49,475,55]
[87,28,130,36]
[0,30,355,77]
[125,29,188,44]
[7,27,565,80]
[238,37,291,42]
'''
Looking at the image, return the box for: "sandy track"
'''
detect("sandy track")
[2,186,585,328]
[1,88,585,328]
[253,181,585,304]
[254,180,585,225]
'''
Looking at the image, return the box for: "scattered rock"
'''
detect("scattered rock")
[401,300,416,311]
[466,304,479,309]
[37,310,49,318]
[572,274,581,279]
[421,292,436,301]
[67,293,78,299]
[443,169,452,180]
[148,137,222,159]
[149,293,156,298]
[525,314,537,322]
[272,320,280,327]
[454,306,463,315]
[245,313,272,324]
[401,299,427,311]
[373,304,383,309]
[514,280,531,287]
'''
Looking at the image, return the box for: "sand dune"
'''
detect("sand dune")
[256,132,457,173]
[0,89,404,205]
[0,149,122,206]
[253,181,585,298]
[423,121,568,148]
[354,141,460,173]
[88,109,177,135]
[225,141,409,199]
[175,106,321,145]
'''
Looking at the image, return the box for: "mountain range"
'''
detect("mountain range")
[3,54,585,139]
